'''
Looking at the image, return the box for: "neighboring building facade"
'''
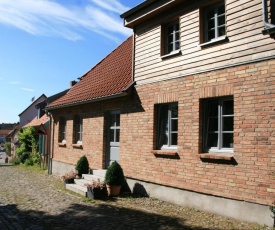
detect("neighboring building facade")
[46,36,134,175]
[0,130,12,144]
[119,0,275,226]
[18,94,47,128]
[47,0,275,226]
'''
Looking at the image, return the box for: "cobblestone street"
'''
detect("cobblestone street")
[0,165,267,229]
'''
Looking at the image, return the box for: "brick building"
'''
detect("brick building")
[47,0,275,226]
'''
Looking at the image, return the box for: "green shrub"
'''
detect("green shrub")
[20,152,31,164]
[10,157,21,165]
[104,161,125,186]
[75,155,89,177]
[24,158,34,166]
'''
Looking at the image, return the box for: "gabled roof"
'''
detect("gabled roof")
[24,114,49,128]
[0,130,13,136]
[47,36,133,110]
[18,94,47,116]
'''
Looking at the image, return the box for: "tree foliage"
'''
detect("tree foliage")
[4,142,11,156]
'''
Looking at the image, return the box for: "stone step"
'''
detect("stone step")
[82,174,105,182]
[65,183,87,197]
[92,169,106,178]
[74,178,91,187]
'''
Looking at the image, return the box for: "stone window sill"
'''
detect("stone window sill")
[199,35,227,48]
[161,50,181,59]
[72,144,83,148]
[152,150,178,157]
[58,142,66,147]
[198,153,233,161]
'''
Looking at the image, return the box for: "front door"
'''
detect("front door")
[106,110,120,167]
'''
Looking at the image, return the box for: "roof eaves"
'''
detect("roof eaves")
[120,0,157,18]
[18,94,47,116]
[46,92,127,111]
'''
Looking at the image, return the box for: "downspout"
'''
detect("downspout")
[262,0,275,35]
[46,111,53,174]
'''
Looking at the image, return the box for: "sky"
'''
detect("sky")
[0,0,142,123]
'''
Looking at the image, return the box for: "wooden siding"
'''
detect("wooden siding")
[134,0,275,85]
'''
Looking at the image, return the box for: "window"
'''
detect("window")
[74,115,82,144]
[203,2,226,43]
[163,21,180,55]
[203,97,234,152]
[59,117,66,143]
[156,103,178,149]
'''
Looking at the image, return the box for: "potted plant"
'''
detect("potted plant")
[61,170,77,186]
[84,178,106,199]
[104,161,125,197]
[75,155,89,178]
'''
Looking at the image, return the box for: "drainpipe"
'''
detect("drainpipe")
[262,0,275,35]
[46,110,53,174]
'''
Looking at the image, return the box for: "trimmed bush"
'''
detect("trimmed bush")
[75,155,89,177]
[104,161,125,186]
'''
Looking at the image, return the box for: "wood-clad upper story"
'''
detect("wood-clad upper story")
[121,0,275,85]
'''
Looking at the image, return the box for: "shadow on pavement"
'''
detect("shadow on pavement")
[0,202,214,230]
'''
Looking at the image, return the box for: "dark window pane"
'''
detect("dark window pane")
[218,4,225,15]
[223,133,234,148]
[208,101,218,116]
[223,100,233,115]
[218,26,225,36]
[167,44,173,53]
[208,117,218,132]
[207,133,218,147]
[110,129,114,142]
[171,119,178,132]
[171,133,178,145]
[223,117,234,131]
[168,34,173,43]
[175,23,179,31]
[207,8,215,19]
[171,105,178,118]
[218,15,225,26]
[167,26,173,34]
[175,42,180,50]
[116,129,120,142]
[116,114,120,126]
[175,32,180,40]
[110,114,115,127]
[207,30,215,41]
[208,19,214,29]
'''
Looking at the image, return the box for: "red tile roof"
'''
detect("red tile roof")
[0,130,13,135]
[47,36,133,109]
[23,114,49,128]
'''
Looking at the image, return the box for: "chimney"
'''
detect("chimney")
[70,80,77,87]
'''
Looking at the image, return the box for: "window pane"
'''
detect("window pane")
[110,129,114,142]
[168,34,173,43]
[223,133,233,148]
[208,117,218,132]
[116,114,120,126]
[171,133,178,145]
[171,119,178,132]
[168,44,173,53]
[158,105,169,147]
[175,23,179,31]
[223,117,233,131]
[207,30,215,41]
[110,114,115,127]
[116,129,120,142]
[171,105,178,118]
[175,32,180,40]
[167,26,173,34]
[175,42,180,50]
[207,8,215,19]
[218,26,226,36]
[208,19,215,29]
[218,15,225,26]
[207,133,218,147]
[223,100,233,115]
[218,4,225,15]
[208,101,218,116]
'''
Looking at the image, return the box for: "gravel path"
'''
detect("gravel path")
[0,164,269,229]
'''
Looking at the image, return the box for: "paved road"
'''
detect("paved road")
[0,165,265,230]
[0,151,7,164]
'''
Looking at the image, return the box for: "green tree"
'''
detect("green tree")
[4,142,11,156]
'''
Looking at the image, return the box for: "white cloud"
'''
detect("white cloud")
[9,81,20,85]
[0,0,132,42]
[21,88,35,92]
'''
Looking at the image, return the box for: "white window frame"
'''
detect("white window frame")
[157,103,178,150]
[164,21,180,55]
[203,97,234,153]
[204,2,226,43]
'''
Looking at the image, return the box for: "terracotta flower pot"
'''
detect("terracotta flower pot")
[106,185,121,197]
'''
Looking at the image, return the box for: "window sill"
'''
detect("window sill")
[58,142,66,147]
[198,153,233,161]
[72,144,82,148]
[199,36,227,48]
[161,50,181,59]
[151,150,179,159]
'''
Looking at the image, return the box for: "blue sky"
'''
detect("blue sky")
[0,0,142,123]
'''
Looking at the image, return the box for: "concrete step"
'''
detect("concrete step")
[92,169,106,178]
[82,174,105,182]
[74,178,91,187]
[65,183,87,197]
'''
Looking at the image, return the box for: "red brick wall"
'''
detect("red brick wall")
[51,59,275,206]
